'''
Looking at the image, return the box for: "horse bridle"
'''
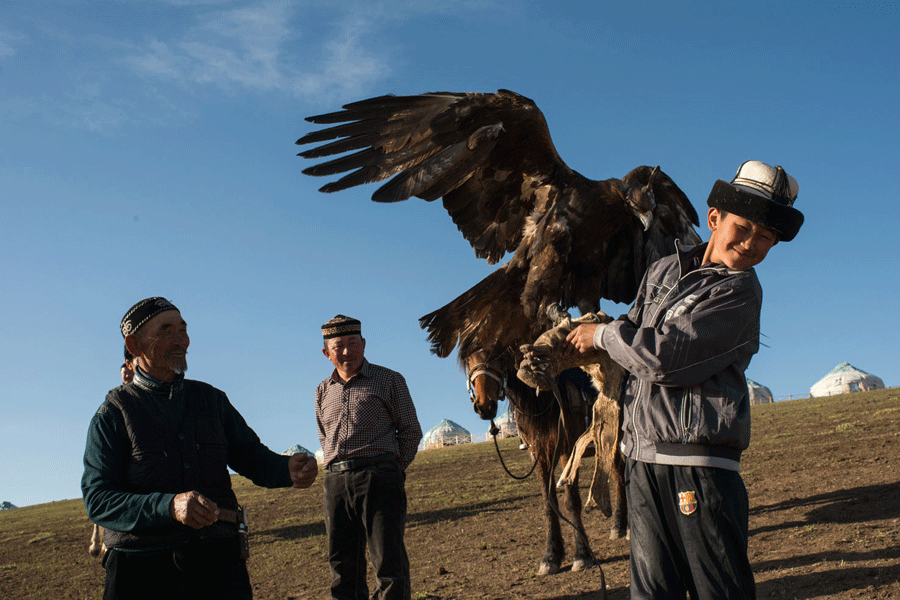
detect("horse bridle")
[466,361,507,404]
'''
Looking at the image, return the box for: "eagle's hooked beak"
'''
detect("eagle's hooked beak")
[638,210,654,231]
[626,198,655,231]
[629,165,659,231]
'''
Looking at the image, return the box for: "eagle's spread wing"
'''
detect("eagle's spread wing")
[298,89,701,357]
[297,89,574,265]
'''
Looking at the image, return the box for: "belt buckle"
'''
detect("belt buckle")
[331,460,352,473]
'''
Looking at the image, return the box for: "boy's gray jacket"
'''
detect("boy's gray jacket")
[598,241,762,471]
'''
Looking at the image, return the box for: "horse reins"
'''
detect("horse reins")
[489,417,538,480]
[468,361,539,479]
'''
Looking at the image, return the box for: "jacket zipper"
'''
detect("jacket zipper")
[633,278,678,459]
[632,256,721,457]
[669,266,725,445]
[632,379,643,457]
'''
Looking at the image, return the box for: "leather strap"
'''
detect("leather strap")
[217,507,243,525]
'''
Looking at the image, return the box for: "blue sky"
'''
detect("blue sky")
[1,1,897,508]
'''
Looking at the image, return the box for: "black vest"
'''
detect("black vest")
[102,377,239,550]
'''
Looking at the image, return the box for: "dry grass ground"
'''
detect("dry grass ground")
[1,388,898,599]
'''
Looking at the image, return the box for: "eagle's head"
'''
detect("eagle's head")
[625,165,660,231]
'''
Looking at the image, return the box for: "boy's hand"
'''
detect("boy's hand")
[566,323,601,355]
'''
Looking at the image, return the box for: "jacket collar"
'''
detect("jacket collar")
[674,239,753,277]
[133,365,185,397]
[675,239,708,276]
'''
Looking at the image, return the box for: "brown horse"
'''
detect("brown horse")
[466,349,598,576]
[517,312,628,541]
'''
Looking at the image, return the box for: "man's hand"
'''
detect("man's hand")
[289,452,318,489]
[566,323,601,355]
[170,491,219,529]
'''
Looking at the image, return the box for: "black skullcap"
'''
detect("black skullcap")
[121,297,179,337]
[321,314,362,339]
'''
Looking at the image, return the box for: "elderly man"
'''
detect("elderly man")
[83,297,317,600]
[316,315,422,600]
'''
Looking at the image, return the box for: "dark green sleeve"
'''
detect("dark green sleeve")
[221,396,293,488]
[81,404,175,532]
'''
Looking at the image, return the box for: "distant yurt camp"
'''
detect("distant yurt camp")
[810,362,885,397]
[747,379,773,405]
[422,419,471,449]
[491,409,518,438]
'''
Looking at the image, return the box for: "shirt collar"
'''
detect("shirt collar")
[328,359,371,384]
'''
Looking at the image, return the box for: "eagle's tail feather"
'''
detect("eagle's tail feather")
[419,268,525,363]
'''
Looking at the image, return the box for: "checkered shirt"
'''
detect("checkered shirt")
[315,360,422,471]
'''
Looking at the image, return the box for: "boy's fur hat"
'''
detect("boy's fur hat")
[707,160,804,241]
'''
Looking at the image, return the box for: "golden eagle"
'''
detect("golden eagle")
[297,89,700,361]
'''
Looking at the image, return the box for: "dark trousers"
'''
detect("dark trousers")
[625,459,755,600]
[323,459,410,600]
[102,538,251,600]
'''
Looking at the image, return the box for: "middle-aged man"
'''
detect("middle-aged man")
[83,297,318,600]
[316,314,423,600]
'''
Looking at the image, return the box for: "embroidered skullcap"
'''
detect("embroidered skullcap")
[121,297,179,337]
[322,314,362,339]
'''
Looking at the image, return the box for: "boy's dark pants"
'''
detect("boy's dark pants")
[626,459,756,600]
[323,459,410,600]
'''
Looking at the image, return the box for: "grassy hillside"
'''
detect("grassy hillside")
[1,388,897,599]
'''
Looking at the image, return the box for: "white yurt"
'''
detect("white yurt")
[282,444,314,456]
[747,379,773,405]
[314,448,325,465]
[422,419,471,449]
[810,362,885,397]
[491,409,518,438]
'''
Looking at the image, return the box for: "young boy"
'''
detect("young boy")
[567,160,804,599]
